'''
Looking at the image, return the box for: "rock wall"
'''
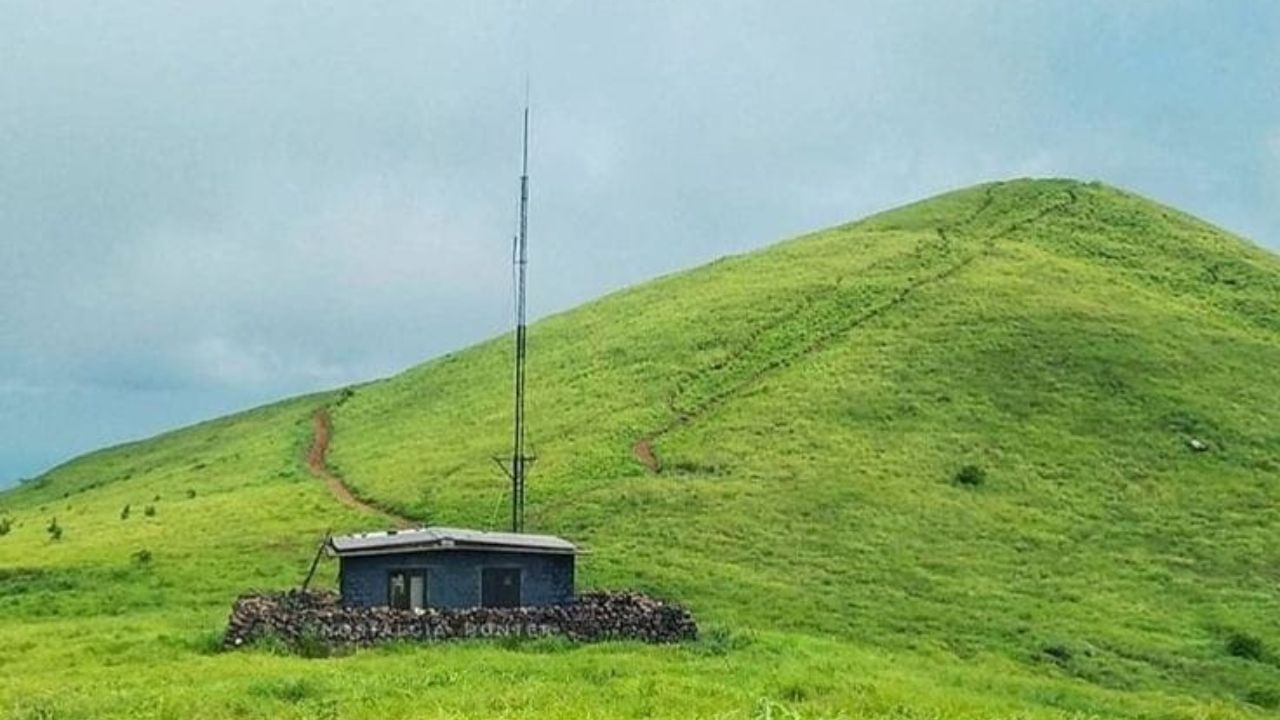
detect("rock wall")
[223,590,697,649]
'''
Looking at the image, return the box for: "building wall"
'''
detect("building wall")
[338,549,574,609]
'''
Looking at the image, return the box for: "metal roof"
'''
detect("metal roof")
[326,526,577,557]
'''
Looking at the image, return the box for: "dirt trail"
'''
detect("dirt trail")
[632,184,1078,473]
[633,438,661,473]
[306,407,413,528]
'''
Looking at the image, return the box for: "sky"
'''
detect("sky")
[2,1,1278,485]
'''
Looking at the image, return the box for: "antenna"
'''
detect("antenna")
[508,97,531,533]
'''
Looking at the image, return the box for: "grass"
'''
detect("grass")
[1,179,1278,718]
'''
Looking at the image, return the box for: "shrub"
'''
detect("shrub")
[186,489,196,499]
[144,505,156,518]
[131,548,153,565]
[120,504,130,520]
[1244,686,1280,709]
[953,464,986,487]
[0,517,11,536]
[1227,631,1266,662]
[1042,643,1073,664]
[47,518,62,542]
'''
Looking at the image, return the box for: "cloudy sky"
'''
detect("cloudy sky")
[2,1,1278,485]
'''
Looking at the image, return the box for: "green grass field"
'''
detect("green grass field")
[2,179,1278,719]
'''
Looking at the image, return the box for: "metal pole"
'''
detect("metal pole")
[301,531,331,591]
[511,105,530,534]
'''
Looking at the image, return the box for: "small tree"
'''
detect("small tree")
[120,504,131,520]
[47,517,62,542]
[131,548,153,565]
[1227,632,1266,662]
[144,505,156,517]
[953,464,986,487]
[0,517,12,536]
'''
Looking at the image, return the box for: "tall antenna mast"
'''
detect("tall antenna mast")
[509,98,531,533]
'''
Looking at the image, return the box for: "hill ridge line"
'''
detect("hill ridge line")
[633,183,1079,472]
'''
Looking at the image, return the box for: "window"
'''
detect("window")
[388,570,427,610]
[388,571,407,609]
[481,567,522,608]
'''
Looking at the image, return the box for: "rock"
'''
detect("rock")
[1187,437,1209,452]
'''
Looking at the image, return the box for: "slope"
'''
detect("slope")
[2,179,1278,719]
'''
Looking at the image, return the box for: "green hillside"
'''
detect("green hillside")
[3,179,1278,719]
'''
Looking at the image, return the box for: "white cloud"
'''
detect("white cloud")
[178,336,276,387]
[176,335,351,389]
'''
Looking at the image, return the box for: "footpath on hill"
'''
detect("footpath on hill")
[633,182,1078,472]
[306,406,414,528]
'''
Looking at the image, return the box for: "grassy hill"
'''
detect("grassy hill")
[2,179,1278,719]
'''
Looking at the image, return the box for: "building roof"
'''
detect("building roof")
[326,526,578,557]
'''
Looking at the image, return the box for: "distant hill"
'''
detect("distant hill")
[3,179,1278,719]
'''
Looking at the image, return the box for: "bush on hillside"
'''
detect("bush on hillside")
[120,504,130,520]
[1042,643,1073,665]
[132,548,152,565]
[0,517,11,536]
[144,505,156,517]
[47,517,62,542]
[1227,631,1266,662]
[953,464,986,487]
[1244,686,1280,709]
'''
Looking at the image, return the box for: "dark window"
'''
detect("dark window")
[481,567,522,608]
[389,571,408,609]
[389,570,427,610]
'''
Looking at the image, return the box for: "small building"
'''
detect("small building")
[325,526,577,610]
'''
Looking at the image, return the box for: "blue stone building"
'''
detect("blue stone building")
[326,527,578,609]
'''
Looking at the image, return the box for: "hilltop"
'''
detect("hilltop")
[2,179,1279,719]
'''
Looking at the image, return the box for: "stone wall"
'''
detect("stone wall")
[223,590,697,649]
